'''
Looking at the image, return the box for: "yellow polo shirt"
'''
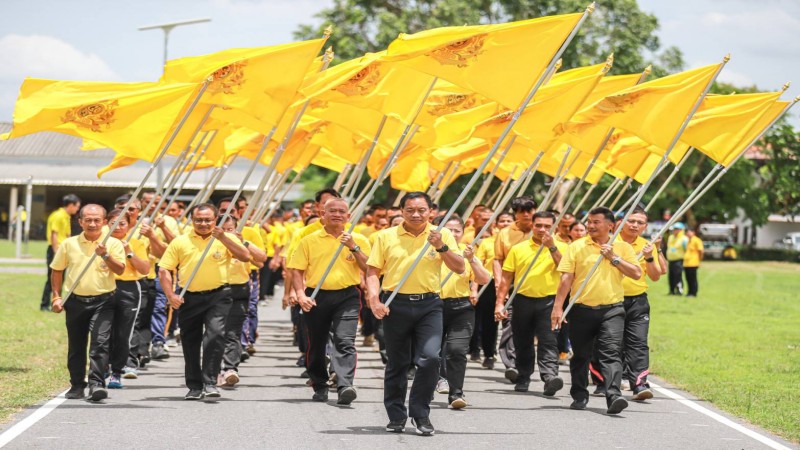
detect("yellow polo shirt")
[46,208,72,247]
[367,223,459,294]
[476,236,496,274]
[441,244,473,299]
[145,214,181,280]
[667,232,688,262]
[228,238,251,285]
[494,222,532,263]
[242,225,265,272]
[621,236,650,296]
[51,233,125,296]
[557,236,637,307]
[116,237,149,281]
[159,230,241,292]
[461,225,476,245]
[288,228,371,290]
[353,223,370,235]
[503,239,567,298]
[555,234,571,244]
[684,236,704,268]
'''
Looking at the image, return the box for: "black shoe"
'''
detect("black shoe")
[504,367,518,383]
[203,384,221,399]
[240,352,250,363]
[543,377,564,397]
[185,389,204,400]
[514,380,529,392]
[632,386,654,401]
[385,418,406,433]
[482,357,495,370]
[139,355,150,368]
[469,352,481,362]
[312,387,329,402]
[86,386,107,402]
[379,351,388,365]
[295,355,306,367]
[593,385,607,396]
[411,417,435,436]
[65,386,85,400]
[570,398,588,410]
[337,387,357,405]
[607,396,628,414]
[150,343,169,360]
[40,306,51,312]
[300,370,310,378]
[407,366,417,380]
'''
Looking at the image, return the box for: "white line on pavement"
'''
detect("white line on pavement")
[649,382,791,450]
[0,390,68,448]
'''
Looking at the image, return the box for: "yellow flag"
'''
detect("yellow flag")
[561,63,722,150]
[97,154,139,178]
[5,78,199,161]
[385,13,583,109]
[299,52,435,125]
[390,146,437,192]
[163,38,326,130]
[681,92,782,165]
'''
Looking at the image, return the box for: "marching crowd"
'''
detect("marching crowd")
[43,184,690,437]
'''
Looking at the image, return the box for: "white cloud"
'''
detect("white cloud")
[716,68,755,87]
[0,34,119,81]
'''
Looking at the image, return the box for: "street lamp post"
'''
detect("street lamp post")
[139,18,211,192]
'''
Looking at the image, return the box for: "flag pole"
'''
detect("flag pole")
[179,153,237,227]
[644,147,695,211]
[344,116,389,202]
[62,80,211,303]
[333,163,353,191]
[385,4,597,308]
[463,136,516,219]
[434,162,461,203]
[488,165,518,209]
[393,190,407,207]
[159,129,218,222]
[251,169,293,226]
[257,145,322,225]
[198,154,238,203]
[560,55,730,325]
[427,162,453,197]
[583,177,621,218]
[607,177,632,209]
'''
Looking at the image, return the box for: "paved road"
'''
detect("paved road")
[1,287,794,449]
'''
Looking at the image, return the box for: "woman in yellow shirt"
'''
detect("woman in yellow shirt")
[107,208,150,389]
[435,215,490,410]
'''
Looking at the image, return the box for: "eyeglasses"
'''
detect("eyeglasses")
[626,219,647,225]
[403,208,429,215]
[193,218,215,224]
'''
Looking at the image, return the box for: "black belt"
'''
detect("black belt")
[387,292,438,301]
[624,293,648,301]
[306,285,358,295]
[517,294,556,301]
[71,291,115,303]
[573,302,623,310]
[186,284,228,296]
[442,296,470,302]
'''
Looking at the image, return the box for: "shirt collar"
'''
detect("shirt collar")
[398,222,431,237]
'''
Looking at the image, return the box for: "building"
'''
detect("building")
[0,122,304,240]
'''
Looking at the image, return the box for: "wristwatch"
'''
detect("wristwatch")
[243,241,251,248]
[611,256,621,266]
[101,254,110,261]
[126,252,134,259]
[548,246,558,253]
[644,256,654,263]
[435,244,449,253]
[350,245,361,253]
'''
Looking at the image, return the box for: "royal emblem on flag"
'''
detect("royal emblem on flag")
[334,64,381,96]
[61,100,118,132]
[427,93,477,116]
[596,90,647,113]
[209,61,247,95]
[429,34,486,67]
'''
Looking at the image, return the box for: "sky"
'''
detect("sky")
[1,0,798,125]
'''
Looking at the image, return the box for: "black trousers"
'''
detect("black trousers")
[303,286,360,390]
[222,283,251,371]
[180,287,232,390]
[622,294,650,389]
[498,305,516,369]
[382,295,443,421]
[359,286,376,337]
[129,279,154,366]
[110,280,142,374]
[668,260,684,294]
[64,293,114,388]
[684,266,699,296]
[471,281,498,358]
[439,297,474,401]
[512,295,559,383]
[40,246,55,309]
[260,257,282,297]
[557,297,572,353]
[291,305,308,353]
[569,303,625,406]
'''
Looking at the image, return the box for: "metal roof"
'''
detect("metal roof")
[0,122,115,159]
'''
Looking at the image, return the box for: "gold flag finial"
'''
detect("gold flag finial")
[603,53,614,72]
[723,53,731,62]
[782,81,791,92]
[325,46,334,57]
[555,58,563,71]
[323,25,333,39]
[586,2,596,14]
[794,95,800,103]
[643,65,652,76]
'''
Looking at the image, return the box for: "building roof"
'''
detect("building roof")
[0,122,115,159]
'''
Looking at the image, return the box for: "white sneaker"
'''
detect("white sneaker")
[621,380,631,391]
[436,378,450,394]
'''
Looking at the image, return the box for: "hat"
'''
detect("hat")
[670,222,685,230]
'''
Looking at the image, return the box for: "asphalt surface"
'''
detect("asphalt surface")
[1,285,794,449]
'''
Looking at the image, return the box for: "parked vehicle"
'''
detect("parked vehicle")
[774,232,800,251]
[699,223,737,260]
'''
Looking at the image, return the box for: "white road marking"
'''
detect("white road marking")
[650,382,791,450]
[0,390,68,448]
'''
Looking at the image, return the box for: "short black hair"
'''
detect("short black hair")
[304,214,319,226]
[569,222,586,231]
[217,197,234,207]
[434,214,464,228]
[114,194,131,206]
[431,202,439,210]
[301,199,314,208]
[315,188,341,203]
[533,211,556,223]
[560,213,575,221]
[399,191,433,209]
[62,194,81,207]
[588,206,615,223]
[221,215,238,227]
[497,212,514,221]
[629,207,648,220]
[510,196,537,213]
[192,203,218,217]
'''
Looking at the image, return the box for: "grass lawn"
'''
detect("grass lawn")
[0,273,66,424]
[0,240,48,259]
[649,261,800,444]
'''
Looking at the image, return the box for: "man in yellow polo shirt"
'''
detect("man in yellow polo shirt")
[494,196,536,383]
[495,211,567,397]
[551,207,641,415]
[289,198,370,406]
[158,203,250,400]
[366,191,464,436]
[41,194,80,311]
[684,228,704,297]
[50,204,125,402]
[666,222,689,295]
